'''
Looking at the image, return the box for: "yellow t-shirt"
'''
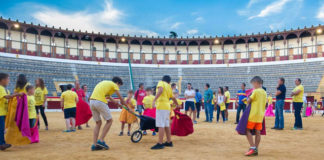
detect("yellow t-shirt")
[14,83,29,94]
[156,81,173,110]
[0,85,9,116]
[61,90,78,109]
[225,91,230,103]
[35,87,48,106]
[292,85,304,103]
[90,81,119,104]
[124,98,136,109]
[268,96,273,104]
[248,88,267,123]
[212,95,216,105]
[142,95,155,109]
[170,99,182,110]
[27,95,37,119]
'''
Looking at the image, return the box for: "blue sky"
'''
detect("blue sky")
[1,0,324,37]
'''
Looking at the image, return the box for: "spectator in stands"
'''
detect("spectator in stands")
[171,83,178,94]
[0,73,21,150]
[291,78,304,130]
[195,89,202,119]
[185,83,197,124]
[72,80,87,129]
[224,86,230,121]
[60,84,78,132]
[151,75,179,150]
[89,77,127,151]
[272,77,286,130]
[204,83,213,122]
[35,78,49,130]
[134,83,146,115]
[235,83,247,124]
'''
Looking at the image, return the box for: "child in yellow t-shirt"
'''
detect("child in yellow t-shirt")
[142,88,156,136]
[119,90,137,136]
[170,92,182,120]
[60,84,79,132]
[212,91,217,110]
[0,73,21,150]
[245,76,267,156]
[26,85,37,128]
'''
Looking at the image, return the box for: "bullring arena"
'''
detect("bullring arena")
[1,0,324,159]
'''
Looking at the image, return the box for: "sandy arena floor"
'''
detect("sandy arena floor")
[2,111,324,160]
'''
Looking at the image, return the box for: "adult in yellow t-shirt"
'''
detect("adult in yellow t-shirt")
[34,78,49,130]
[60,84,78,132]
[291,78,304,130]
[151,75,179,150]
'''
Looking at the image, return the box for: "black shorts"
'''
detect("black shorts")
[64,108,76,119]
[185,101,195,111]
[225,103,230,109]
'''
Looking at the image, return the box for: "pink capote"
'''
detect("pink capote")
[265,104,275,117]
[30,119,39,143]
[305,107,312,117]
[75,97,92,126]
[15,94,31,140]
[143,108,156,118]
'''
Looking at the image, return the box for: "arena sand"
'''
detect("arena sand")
[2,111,324,160]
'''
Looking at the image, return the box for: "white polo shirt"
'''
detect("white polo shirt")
[185,89,195,102]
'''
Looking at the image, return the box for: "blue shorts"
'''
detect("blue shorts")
[137,105,144,113]
[64,108,76,119]
[185,101,195,111]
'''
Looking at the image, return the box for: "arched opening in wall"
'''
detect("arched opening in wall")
[10,23,23,54]
[25,27,38,55]
[188,41,198,46]
[130,39,140,45]
[0,22,8,29]
[93,37,105,60]
[80,35,92,59]
[224,39,233,44]
[154,40,163,46]
[165,40,175,46]
[260,36,270,42]
[67,34,79,59]
[10,24,23,32]
[26,27,38,34]
[177,40,186,46]
[235,39,245,44]
[142,40,152,45]
[273,34,287,59]
[247,37,257,43]
[286,33,297,39]
[260,36,271,60]
[200,40,209,46]
[54,32,66,57]
[106,37,116,43]
[39,30,52,56]
[247,37,259,61]
[300,31,313,57]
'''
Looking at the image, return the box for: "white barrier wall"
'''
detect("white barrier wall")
[0,29,4,48]
[26,33,36,51]
[69,39,78,56]
[11,31,21,49]
[40,35,51,53]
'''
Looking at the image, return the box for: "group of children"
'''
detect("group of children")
[0,73,49,150]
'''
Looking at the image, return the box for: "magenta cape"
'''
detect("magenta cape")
[15,94,39,143]
[265,104,275,117]
[75,98,92,126]
[171,110,194,136]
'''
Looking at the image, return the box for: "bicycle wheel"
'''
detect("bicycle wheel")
[131,130,143,143]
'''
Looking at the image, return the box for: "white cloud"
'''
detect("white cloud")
[317,4,324,22]
[32,0,157,36]
[186,29,198,35]
[248,0,291,20]
[195,16,204,23]
[170,22,182,29]
[247,0,261,8]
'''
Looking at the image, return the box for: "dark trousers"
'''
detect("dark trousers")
[293,102,303,128]
[0,116,5,145]
[236,103,246,123]
[216,105,225,122]
[36,105,48,127]
[195,102,201,118]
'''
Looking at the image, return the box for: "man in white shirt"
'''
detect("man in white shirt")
[185,83,197,124]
